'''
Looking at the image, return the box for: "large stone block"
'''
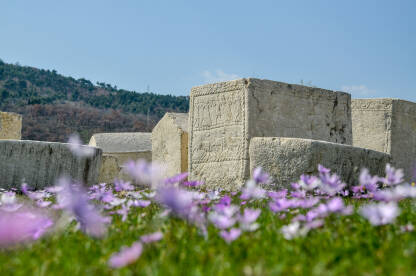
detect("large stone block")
[352,99,416,180]
[0,111,22,140]
[152,113,188,179]
[249,137,391,190]
[89,132,152,183]
[0,140,102,189]
[189,78,352,190]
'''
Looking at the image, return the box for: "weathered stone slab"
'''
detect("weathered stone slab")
[88,132,152,183]
[0,111,22,140]
[249,137,391,190]
[0,140,102,189]
[352,99,416,180]
[189,78,352,190]
[152,113,188,179]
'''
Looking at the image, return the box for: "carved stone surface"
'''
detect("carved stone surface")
[189,78,352,191]
[152,113,188,179]
[249,137,391,190]
[88,132,152,183]
[0,140,102,189]
[0,111,22,140]
[352,99,416,180]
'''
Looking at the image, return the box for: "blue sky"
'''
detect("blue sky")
[1,0,415,100]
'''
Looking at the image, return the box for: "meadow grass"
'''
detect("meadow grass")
[1,198,416,276]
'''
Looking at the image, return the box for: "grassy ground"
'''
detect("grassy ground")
[1,198,416,276]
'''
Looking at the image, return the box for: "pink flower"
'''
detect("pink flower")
[0,209,53,248]
[108,242,143,268]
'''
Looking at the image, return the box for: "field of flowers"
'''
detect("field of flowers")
[1,137,416,275]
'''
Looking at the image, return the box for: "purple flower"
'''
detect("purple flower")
[67,134,96,157]
[281,221,305,240]
[239,209,261,224]
[21,184,49,201]
[123,159,165,187]
[299,174,320,191]
[101,191,117,204]
[297,197,320,209]
[252,167,271,184]
[305,219,324,230]
[140,231,163,244]
[156,186,194,218]
[239,208,261,231]
[164,172,189,185]
[209,213,236,229]
[57,177,108,237]
[215,205,239,217]
[351,185,365,194]
[383,164,404,186]
[220,228,241,244]
[317,166,346,196]
[116,204,131,222]
[360,202,400,226]
[291,182,301,190]
[182,180,203,187]
[269,198,293,213]
[400,224,414,233]
[130,200,151,208]
[240,180,266,200]
[36,200,52,208]
[108,242,143,268]
[318,164,331,174]
[291,190,306,198]
[326,197,344,213]
[359,169,380,192]
[0,209,53,248]
[0,192,23,212]
[373,184,416,202]
[219,195,231,206]
[268,190,287,200]
[114,179,134,192]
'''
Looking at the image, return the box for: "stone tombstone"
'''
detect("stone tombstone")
[0,111,22,140]
[249,137,391,189]
[152,112,188,179]
[0,140,102,189]
[89,132,152,183]
[352,99,416,180]
[189,78,352,191]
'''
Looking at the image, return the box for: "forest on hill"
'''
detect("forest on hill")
[0,59,189,142]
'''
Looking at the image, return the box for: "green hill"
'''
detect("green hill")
[0,59,189,142]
